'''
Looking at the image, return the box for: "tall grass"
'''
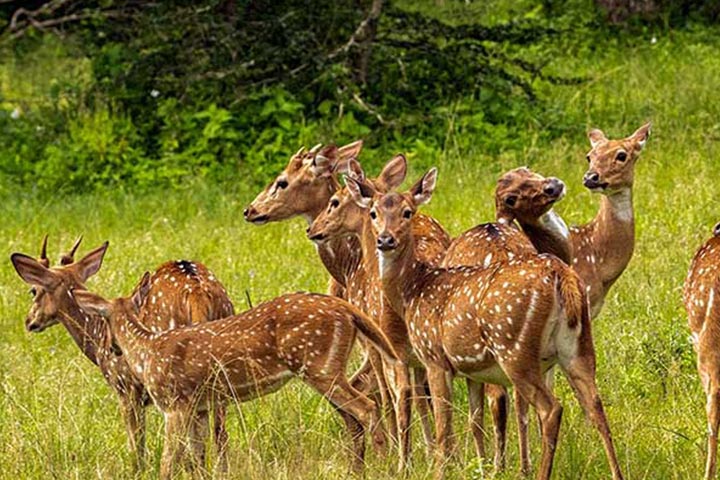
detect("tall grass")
[2,24,720,480]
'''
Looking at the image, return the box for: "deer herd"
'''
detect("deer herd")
[8,121,720,479]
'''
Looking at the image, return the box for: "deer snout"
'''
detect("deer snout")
[307,229,327,243]
[243,206,269,224]
[583,171,603,190]
[544,178,566,199]
[376,233,397,251]
[26,317,43,333]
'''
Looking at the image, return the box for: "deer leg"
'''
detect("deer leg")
[307,376,377,472]
[160,409,191,480]
[427,366,454,476]
[212,403,229,475]
[119,391,146,472]
[560,356,624,480]
[705,384,720,480]
[350,349,388,452]
[466,379,486,460]
[369,347,397,451]
[413,367,435,451]
[388,361,412,472]
[506,369,562,480]
[188,410,210,476]
[515,390,532,476]
[487,383,508,472]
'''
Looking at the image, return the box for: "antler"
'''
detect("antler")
[60,235,83,265]
[38,234,50,268]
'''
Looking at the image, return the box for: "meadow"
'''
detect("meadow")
[2,20,720,480]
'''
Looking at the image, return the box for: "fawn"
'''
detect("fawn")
[312,167,624,479]
[440,166,571,473]
[684,223,720,479]
[11,237,234,471]
[571,122,651,316]
[12,248,399,479]
[246,143,449,460]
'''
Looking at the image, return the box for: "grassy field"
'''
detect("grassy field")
[2,23,720,480]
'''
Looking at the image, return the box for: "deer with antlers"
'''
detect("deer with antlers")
[439,166,571,473]
[570,122,651,316]
[684,223,720,479]
[309,166,624,479]
[245,143,450,463]
[11,245,399,479]
[11,237,234,471]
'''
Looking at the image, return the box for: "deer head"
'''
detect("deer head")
[344,167,437,259]
[584,122,651,193]
[10,238,108,332]
[307,155,408,244]
[244,140,364,224]
[495,167,566,225]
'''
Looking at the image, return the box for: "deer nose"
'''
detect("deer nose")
[543,178,565,198]
[26,318,42,332]
[243,207,254,219]
[377,234,397,251]
[583,171,600,188]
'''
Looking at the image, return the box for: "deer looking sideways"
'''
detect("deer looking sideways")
[11,237,234,472]
[11,244,400,480]
[244,142,450,463]
[439,166,571,473]
[684,223,720,480]
[308,165,624,479]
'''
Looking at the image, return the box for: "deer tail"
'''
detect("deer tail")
[553,260,589,330]
[348,307,400,362]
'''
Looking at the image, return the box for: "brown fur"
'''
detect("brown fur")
[684,232,720,480]
[331,169,624,480]
[10,239,235,472]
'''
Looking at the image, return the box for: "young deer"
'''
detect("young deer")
[684,223,720,480]
[12,250,399,479]
[328,168,624,480]
[439,167,571,473]
[11,237,235,471]
[571,122,651,316]
[246,143,449,456]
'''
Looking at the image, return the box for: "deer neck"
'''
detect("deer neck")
[589,188,635,283]
[107,307,154,378]
[58,295,113,366]
[520,209,573,264]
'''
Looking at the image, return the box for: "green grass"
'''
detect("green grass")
[2,20,720,480]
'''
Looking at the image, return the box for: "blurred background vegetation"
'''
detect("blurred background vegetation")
[0,0,716,194]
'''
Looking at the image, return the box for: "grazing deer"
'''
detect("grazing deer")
[440,166,571,472]
[570,122,651,316]
[11,237,234,471]
[324,168,624,480]
[246,143,450,458]
[684,223,720,480]
[12,248,399,479]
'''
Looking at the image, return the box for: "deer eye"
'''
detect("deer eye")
[504,196,517,207]
[370,210,377,220]
[616,151,627,162]
[276,179,288,190]
[403,209,413,219]
[330,198,340,208]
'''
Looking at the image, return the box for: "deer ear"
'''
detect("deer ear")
[72,241,109,283]
[629,122,651,150]
[337,140,363,162]
[131,272,152,311]
[409,168,438,206]
[588,129,607,149]
[346,176,376,209]
[376,155,407,191]
[11,253,59,290]
[345,158,365,181]
[73,290,113,317]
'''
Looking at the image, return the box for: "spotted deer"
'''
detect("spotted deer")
[684,223,720,480]
[570,122,651,316]
[245,143,450,458]
[12,248,400,479]
[327,168,624,480]
[11,237,234,471]
[440,167,572,472]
